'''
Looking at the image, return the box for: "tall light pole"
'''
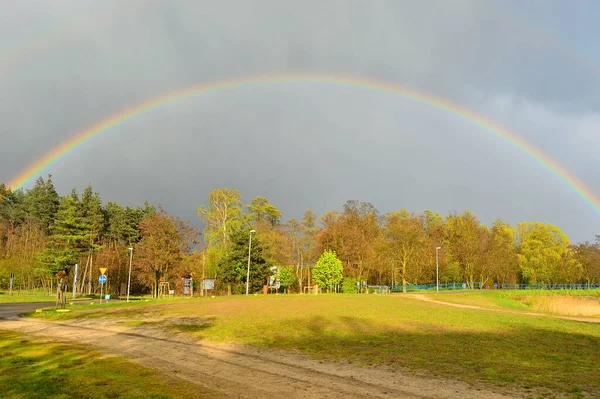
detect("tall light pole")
[72,263,79,300]
[436,247,441,292]
[245,230,256,296]
[127,247,133,302]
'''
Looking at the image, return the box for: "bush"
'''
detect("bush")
[313,250,343,292]
[341,278,358,293]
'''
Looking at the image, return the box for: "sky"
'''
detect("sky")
[1,0,599,242]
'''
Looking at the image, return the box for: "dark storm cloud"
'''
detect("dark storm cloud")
[1,0,599,241]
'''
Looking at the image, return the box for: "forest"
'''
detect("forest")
[1,176,599,296]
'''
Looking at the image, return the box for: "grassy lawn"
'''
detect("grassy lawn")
[0,290,57,303]
[29,294,600,397]
[0,290,154,303]
[0,329,215,399]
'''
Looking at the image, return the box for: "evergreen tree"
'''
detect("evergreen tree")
[23,175,59,232]
[37,195,89,274]
[81,184,105,249]
[217,228,270,294]
[0,187,26,224]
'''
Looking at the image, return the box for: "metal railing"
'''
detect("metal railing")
[388,283,600,292]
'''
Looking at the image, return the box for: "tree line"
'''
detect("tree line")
[197,188,600,294]
[1,178,599,296]
[0,176,198,297]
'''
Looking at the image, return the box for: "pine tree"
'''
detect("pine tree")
[23,175,59,233]
[217,228,270,294]
[81,185,105,249]
[38,195,89,274]
[0,187,26,224]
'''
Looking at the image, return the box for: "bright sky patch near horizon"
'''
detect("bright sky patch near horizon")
[1,0,599,242]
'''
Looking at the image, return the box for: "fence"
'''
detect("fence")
[388,283,600,293]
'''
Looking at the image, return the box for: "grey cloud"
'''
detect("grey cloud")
[1,0,599,241]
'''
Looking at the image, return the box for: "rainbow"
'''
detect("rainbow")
[7,72,600,217]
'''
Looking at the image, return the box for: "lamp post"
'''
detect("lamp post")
[72,263,78,300]
[436,247,441,292]
[127,247,133,302]
[245,230,256,296]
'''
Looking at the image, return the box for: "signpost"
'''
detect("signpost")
[98,274,106,303]
[98,268,107,303]
[201,279,214,290]
[201,279,214,297]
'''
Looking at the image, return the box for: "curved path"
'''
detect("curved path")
[408,294,600,323]
[0,315,517,399]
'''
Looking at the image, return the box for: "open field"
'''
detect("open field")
[25,293,600,398]
[0,329,215,399]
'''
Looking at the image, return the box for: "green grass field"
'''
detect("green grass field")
[0,290,57,303]
[0,290,154,303]
[29,293,600,397]
[0,329,215,399]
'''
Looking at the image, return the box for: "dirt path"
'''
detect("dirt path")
[0,316,518,399]
[409,294,600,323]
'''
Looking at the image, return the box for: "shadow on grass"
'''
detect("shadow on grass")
[25,302,169,321]
[267,315,599,397]
[0,333,109,397]
[0,330,213,399]
[134,317,216,333]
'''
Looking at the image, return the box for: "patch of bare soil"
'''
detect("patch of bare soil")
[0,317,519,399]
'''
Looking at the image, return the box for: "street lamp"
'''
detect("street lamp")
[72,263,79,300]
[436,247,442,292]
[245,230,256,296]
[127,247,133,302]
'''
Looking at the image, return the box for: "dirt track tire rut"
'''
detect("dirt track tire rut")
[0,317,516,399]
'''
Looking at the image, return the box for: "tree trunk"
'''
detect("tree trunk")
[154,271,160,299]
[80,252,91,295]
[87,252,93,294]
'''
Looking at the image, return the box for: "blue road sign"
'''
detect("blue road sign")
[98,275,107,284]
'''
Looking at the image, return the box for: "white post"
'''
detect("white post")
[72,263,78,299]
[100,282,103,304]
[245,230,256,296]
[9,272,14,296]
[127,248,133,302]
